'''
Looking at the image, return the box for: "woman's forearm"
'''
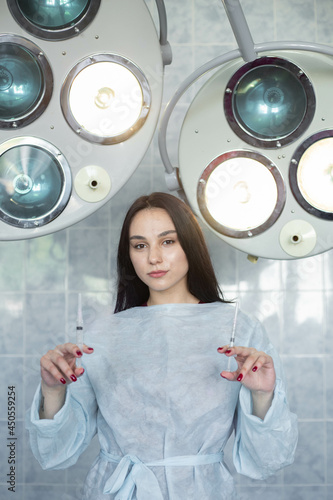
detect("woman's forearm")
[251,390,274,420]
[39,381,67,419]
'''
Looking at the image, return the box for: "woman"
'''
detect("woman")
[26,192,298,499]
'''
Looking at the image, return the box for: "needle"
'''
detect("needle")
[76,293,83,367]
[227,301,239,372]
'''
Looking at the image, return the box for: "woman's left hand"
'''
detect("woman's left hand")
[217,345,276,394]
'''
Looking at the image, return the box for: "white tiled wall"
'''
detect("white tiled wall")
[1,1,333,499]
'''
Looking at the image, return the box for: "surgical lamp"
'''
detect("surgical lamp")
[0,0,171,240]
[159,0,333,260]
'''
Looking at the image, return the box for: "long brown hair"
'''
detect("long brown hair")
[114,192,227,312]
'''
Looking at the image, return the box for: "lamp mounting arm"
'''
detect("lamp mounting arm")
[221,0,257,62]
[155,0,172,66]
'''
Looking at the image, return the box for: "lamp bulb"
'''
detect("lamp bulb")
[94,87,115,109]
[233,181,251,204]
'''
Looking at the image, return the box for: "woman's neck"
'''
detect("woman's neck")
[147,289,199,306]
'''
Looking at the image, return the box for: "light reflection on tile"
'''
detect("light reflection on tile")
[238,255,282,292]
[324,250,333,290]
[326,356,333,419]
[283,357,324,419]
[239,291,282,350]
[68,229,109,292]
[325,292,333,355]
[0,294,24,354]
[25,293,66,355]
[281,254,324,291]
[26,232,67,291]
[0,241,24,292]
[281,291,324,355]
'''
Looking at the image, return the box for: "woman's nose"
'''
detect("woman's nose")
[149,245,162,264]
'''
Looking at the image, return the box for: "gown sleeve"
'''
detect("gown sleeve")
[25,368,98,470]
[232,321,298,480]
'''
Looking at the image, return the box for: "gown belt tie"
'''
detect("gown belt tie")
[101,449,224,500]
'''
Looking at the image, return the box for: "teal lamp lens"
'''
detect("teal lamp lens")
[233,65,306,139]
[0,43,42,121]
[0,138,71,228]
[8,0,100,40]
[16,0,90,30]
[224,57,315,148]
[0,35,53,129]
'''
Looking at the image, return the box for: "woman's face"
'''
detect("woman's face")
[129,208,190,301]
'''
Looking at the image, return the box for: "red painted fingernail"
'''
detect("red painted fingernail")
[252,366,258,372]
[79,368,85,375]
[87,347,94,351]
[226,350,232,354]
[60,378,66,385]
[237,374,243,382]
[70,374,77,382]
[76,350,82,356]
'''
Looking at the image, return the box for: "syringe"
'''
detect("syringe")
[76,293,84,368]
[227,301,239,371]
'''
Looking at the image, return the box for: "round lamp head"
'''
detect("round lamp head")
[7,0,100,40]
[224,56,315,148]
[289,130,333,220]
[0,137,71,228]
[178,50,333,259]
[61,54,151,144]
[197,151,286,238]
[0,35,53,129]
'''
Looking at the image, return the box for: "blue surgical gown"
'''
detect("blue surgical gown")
[26,302,298,499]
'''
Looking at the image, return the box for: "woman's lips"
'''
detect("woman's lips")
[148,271,168,278]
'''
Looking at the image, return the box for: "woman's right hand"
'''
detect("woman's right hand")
[40,343,94,389]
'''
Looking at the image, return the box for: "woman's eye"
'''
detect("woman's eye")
[134,243,146,249]
[163,239,175,245]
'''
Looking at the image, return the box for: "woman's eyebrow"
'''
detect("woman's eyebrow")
[129,235,145,240]
[158,230,177,238]
[129,229,176,240]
